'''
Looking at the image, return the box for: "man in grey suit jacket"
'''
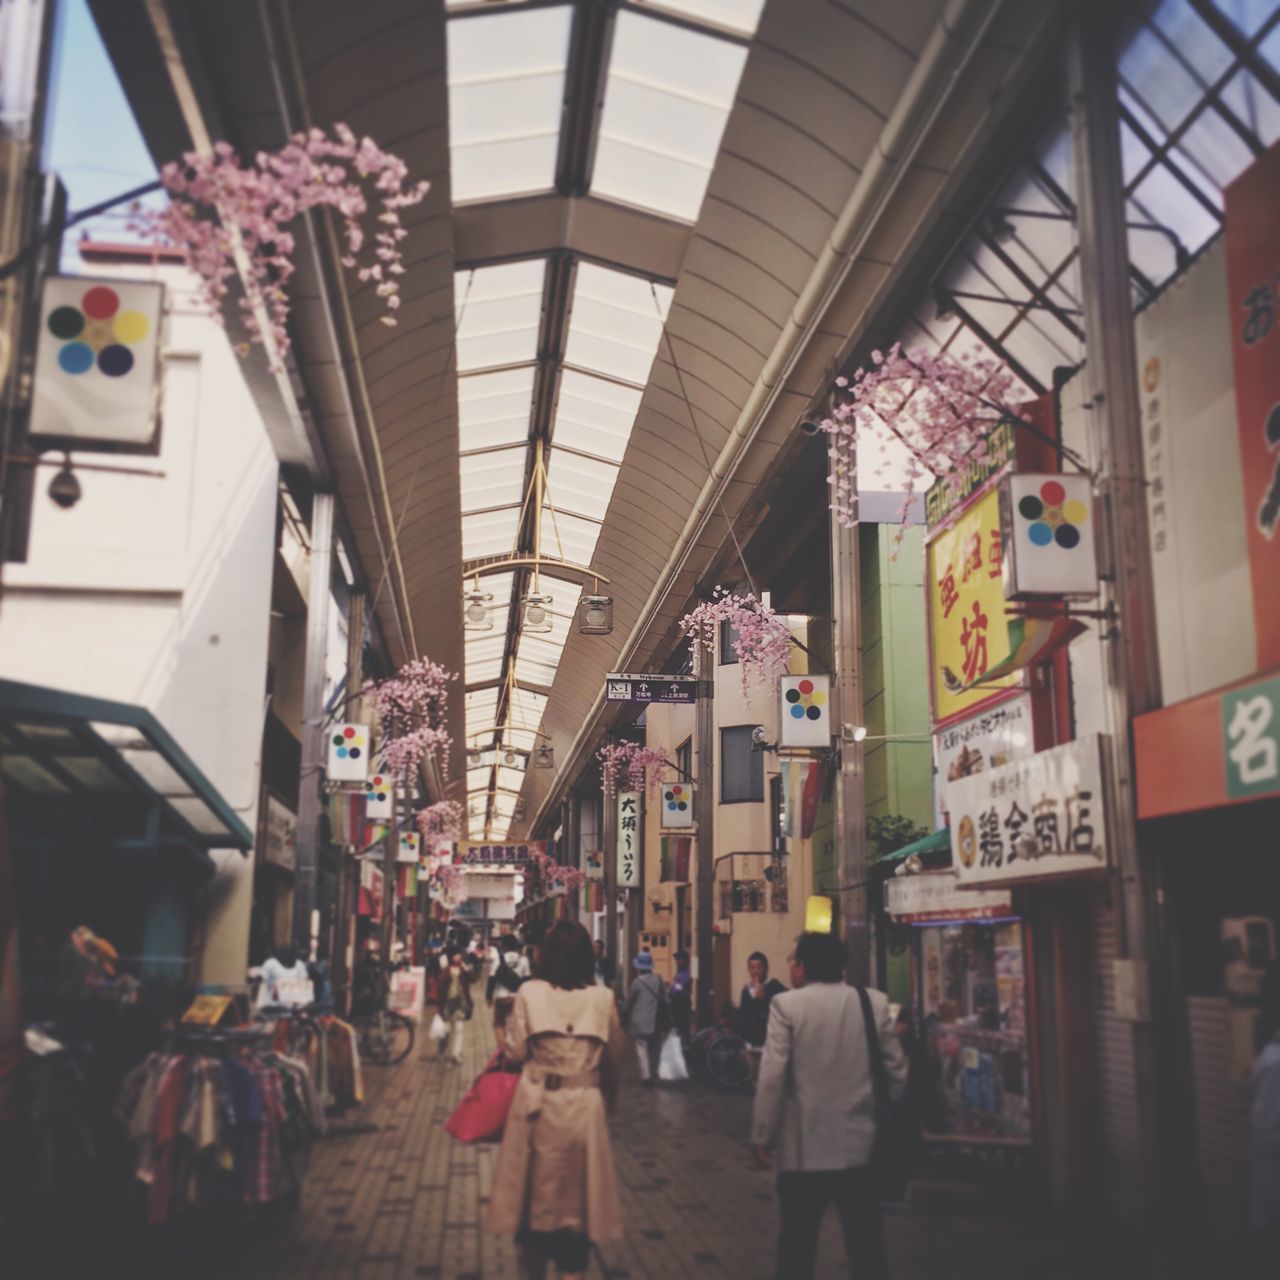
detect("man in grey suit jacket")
[751,932,908,1280]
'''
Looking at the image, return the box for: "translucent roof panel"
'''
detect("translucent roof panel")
[458,367,536,452]
[446,6,572,203]
[545,448,620,522]
[507,688,549,732]
[465,632,507,687]
[563,264,673,386]
[465,687,499,731]
[632,0,764,36]
[492,793,518,817]
[514,575,580,688]
[592,10,749,221]
[459,447,528,515]
[462,507,522,560]
[497,766,527,793]
[552,370,643,462]
[541,507,602,566]
[500,726,540,751]
[455,260,546,373]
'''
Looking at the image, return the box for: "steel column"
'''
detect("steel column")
[1067,0,1168,1238]
[694,642,716,1026]
[330,589,364,1003]
[293,491,334,955]
[830,505,869,986]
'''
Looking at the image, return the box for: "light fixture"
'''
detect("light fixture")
[985,211,1017,243]
[805,895,834,934]
[648,890,673,914]
[502,749,518,766]
[48,457,81,509]
[521,593,553,633]
[514,797,526,819]
[845,724,869,743]
[467,747,484,768]
[932,286,957,320]
[578,594,614,636]
[534,743,554,769]
[463,580,494,630]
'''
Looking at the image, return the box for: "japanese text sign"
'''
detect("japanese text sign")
[1222,674,1280,801]
[884,871,1014,923]
[459,840,546,865]
[927,486,1020,725]
[30,276,164,452]
[1225,144,1280,672]
[946,735,1108,887]
[933,693,1034,825]
[617,792,640,888]
[605,674,699,704]
[1000,474,1099,600]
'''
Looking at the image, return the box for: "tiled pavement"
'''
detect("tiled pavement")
[96,1017,1159,1280]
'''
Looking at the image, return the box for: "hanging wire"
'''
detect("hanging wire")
[651,283,760,600]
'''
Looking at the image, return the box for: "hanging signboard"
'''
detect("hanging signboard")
[659,783,694,830]
[778,675,831,748]
[584,848,605,879]
[364,769,393,820]
[933,693,1035,825]
[947,734,1108,887]
[29,276,165,453]
[999,474,1099,600]
[260,792,297,871]
[616,792,640,888]
[396,831,421,863]
[605,673,699,704]
[327,724,371,782]
[885,871,1014,923]
[1224,144,1280,672]
[458,840,546,866]
[926,486,1022,726]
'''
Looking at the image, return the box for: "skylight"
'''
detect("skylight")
[446,5,573,203]
[457,367,536,452]
[563,264,673,385]
[550,371,643,462]
[591,9,749,221]
[455,260,546,373]
[632,0,764,37]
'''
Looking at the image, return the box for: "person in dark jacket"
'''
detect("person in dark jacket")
[623,952,669,1086]
[592,939,617,988]
[738,951,786,1047]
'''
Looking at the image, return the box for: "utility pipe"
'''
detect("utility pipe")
[533,0,1005,833]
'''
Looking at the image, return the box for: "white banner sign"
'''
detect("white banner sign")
[884,871,1014,922]
[1000,473,1099,600]
[933,693,1034,825]
[659,783,694,829]
[396,830,420,863]
[779,675,831,748]
[30,276,164,450]
[616,792,640,888]
[947,734,1108,887]
[364,768,393,820]
[327,723,371,781]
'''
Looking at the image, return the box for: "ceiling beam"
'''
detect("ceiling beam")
[453,193,689,284]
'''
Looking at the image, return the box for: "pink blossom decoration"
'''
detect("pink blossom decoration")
[596,740,671,796]
[364,657,455,782]
[131,125,430,360]
[416,800,463,842]
[819,343,1023,527]
[679,587,792,693]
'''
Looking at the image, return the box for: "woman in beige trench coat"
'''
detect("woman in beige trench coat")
[486,921,628,1279]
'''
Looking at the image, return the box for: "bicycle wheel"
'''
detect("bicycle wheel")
[363,1010,414,1065]
[706,1030,751,1090]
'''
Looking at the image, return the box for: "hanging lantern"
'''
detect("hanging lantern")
[534,743,554,769]
[467,747,484,768]
[578,594,614,636]
[502,748,519,767]
[514,797,527,819]
[521,593,553,633]
[463,586,494,630]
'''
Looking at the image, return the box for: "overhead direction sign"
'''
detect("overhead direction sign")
[605,673,699,705]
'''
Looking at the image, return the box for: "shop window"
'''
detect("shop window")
[676,735,692,783]
[720,725,762,803]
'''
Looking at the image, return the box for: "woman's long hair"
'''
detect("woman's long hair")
[536,921,595,991]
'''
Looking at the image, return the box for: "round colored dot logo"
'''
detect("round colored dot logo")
[1018,479,1088,550]
[787,680,827,720]
[47,286,150,378]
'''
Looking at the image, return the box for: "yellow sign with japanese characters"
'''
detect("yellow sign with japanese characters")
[927,486,1020,725]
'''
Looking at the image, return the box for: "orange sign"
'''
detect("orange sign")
[926,486,1020,726]
[1225,143,1280,672]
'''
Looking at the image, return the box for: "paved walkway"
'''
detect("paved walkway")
[87,1016,1158,1280]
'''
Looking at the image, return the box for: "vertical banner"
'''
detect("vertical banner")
[616,792,640,888]
[1225,144,1280,671]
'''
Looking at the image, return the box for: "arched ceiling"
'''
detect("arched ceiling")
[92,0,1063,832]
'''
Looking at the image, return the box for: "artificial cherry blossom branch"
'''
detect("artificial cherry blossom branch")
[679,587,792,694]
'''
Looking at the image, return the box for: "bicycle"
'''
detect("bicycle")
[334,980,416,1066]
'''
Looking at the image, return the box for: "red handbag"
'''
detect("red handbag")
[445,1053,520,1143]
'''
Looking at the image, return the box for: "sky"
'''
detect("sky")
[43,0,164,264]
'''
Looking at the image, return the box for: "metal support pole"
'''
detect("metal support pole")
[330,589,364,1001]
[694,642,716,1027]
[381,790,398,960]
[1068,0,1167,1233]
[293,492,334,954]
[830,505,868,986]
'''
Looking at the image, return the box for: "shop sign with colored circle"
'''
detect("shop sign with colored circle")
[30,276,164,451]
[1000,474,1099,601]
[397,831,421,863]
[364,770,393,820]
[779,675,831,749]
[660,783,694,829]
[327,723,371,782]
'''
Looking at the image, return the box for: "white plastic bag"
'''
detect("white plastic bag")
[429,1013,448,1042]
[657,1030,689,1083]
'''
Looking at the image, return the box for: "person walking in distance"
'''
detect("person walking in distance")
[751,933,907,1280]
[592,938,617,989]
[738,951,786,1048]
[623,951,669,1087]
[487,934,529,1052]
[487,921,627,1280]
[435,948,474,1065]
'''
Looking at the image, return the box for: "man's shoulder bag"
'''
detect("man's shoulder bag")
[856,986,920,1203]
